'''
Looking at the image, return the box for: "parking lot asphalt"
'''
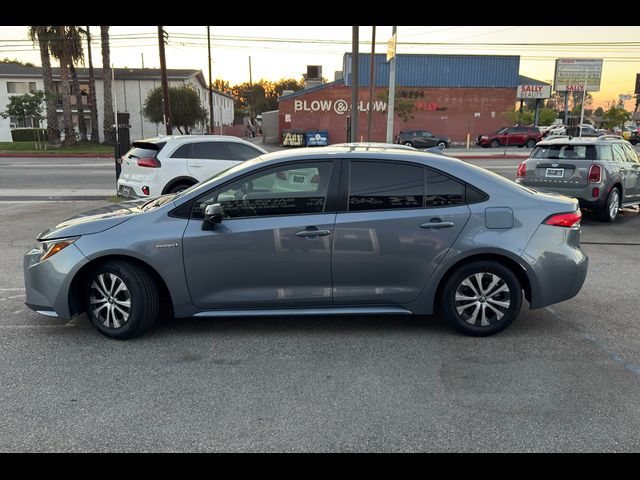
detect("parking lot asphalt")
[1,197,640,452]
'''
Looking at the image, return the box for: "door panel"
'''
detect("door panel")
[183,214,335,309]
[332,206,470,304]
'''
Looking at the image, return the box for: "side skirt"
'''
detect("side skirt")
[193,307,413,318]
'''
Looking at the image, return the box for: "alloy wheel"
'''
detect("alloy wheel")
[454,272,511,327]
[89,273,131,329]
[609,189,620,220]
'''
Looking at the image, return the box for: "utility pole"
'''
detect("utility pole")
[579,69,589,137]
[249,56,254,122]
[386,26,397,143]
[207,26,214,134]
[351,26,359,142]
[158,26,172,135]
[367,26,376,142]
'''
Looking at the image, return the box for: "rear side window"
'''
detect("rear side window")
[612,144,626,163]
[192,142,230,160]
[425,167,464,207]
[349,161,423,211]
[531,144,597,160]
[621,143,639,163]
[170,144,192,159]
[227,142,263,161]
[598,145,613,161]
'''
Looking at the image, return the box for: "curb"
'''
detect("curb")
[0,153,114,158]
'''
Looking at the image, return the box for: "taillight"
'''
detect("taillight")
[544,209,582,227]
[516,162,527,178]
[588,164,601,183]
[137,157,161,168]
[276,172,287,180]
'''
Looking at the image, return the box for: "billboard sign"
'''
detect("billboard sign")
[516,84,551,99]
[554,58,603,92]
[305,131,329,146]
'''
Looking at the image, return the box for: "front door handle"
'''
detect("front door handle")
[420,221,455,229]
[296,228,331,238]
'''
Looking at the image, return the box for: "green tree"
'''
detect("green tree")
[501,106,534,125]
[1,90,46,124]
[537,108,558,126]
[376,88,417,122]
[603,106,631,130]
[593,107,605,117]
[48,26,80,146]
[142,85,207,134]
[28,26,61,147]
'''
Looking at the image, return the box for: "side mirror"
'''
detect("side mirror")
[204,203,223,226]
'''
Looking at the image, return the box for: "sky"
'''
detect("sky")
[1,25,639,109]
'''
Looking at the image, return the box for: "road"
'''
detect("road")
[1,151,640,452]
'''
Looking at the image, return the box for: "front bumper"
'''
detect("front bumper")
[23,243,88,319]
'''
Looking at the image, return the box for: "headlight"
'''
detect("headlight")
[38,237,79,262]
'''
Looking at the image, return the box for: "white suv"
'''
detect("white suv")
[116,135,268,198]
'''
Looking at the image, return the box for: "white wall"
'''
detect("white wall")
[0,74,234,143]
[0,76,45,142]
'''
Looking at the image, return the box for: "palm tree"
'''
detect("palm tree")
[66,27,87,142]
[27,26,61,147]
[83,26,99,143]
[48,26,77,146]
[101,26,115,145]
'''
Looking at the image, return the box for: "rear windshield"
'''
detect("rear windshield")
[126,142,166,159]
[531,144,597,160]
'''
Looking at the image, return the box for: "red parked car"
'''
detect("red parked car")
[476,126,542,148]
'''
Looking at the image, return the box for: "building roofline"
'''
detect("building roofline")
[279,79,345,101]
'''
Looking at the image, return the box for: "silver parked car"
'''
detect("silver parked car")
[516,135,640,222]
[24,146,588,339]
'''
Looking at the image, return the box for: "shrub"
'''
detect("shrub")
[11,128,48,142]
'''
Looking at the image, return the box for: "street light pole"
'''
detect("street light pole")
[386,26,397,143]
[351,26,359,142]
[367,26,376,142]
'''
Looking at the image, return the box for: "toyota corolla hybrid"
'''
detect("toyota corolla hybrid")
[24,145,588,339]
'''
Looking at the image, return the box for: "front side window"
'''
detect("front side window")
[621,143,639,163]
[349,161,424,211]
[194,162,332,219]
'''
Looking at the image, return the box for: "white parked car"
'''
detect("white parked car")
[116,135,268,198]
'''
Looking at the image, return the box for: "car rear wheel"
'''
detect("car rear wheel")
[437,141,447,148]
[440,260,522,336]
[403,141,414,147]
[85,260,160,339]
[525,139,537,148]
[490,139,500,148]
[598,187,620,223]
[167,182,194,194]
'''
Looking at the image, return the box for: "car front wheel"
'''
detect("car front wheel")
[403,141,414,147]
[85,260,160,339]
[440,260,523,336]
[525,139,537,148]
[490,139,500,148]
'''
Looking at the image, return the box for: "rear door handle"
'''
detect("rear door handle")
[296,229,331,238]
[420,221,455,229]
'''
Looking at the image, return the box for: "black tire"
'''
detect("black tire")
[403,141,414,147]
[167,182,194,194]
[437,141,447,148]
[525,139,537,148]
[597,187,621,223]
[439,260,523,336]
[490,139,500,148]
[85,260,160,339]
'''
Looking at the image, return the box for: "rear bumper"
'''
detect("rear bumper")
[516,182,607,209]
[521,224,588,309]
